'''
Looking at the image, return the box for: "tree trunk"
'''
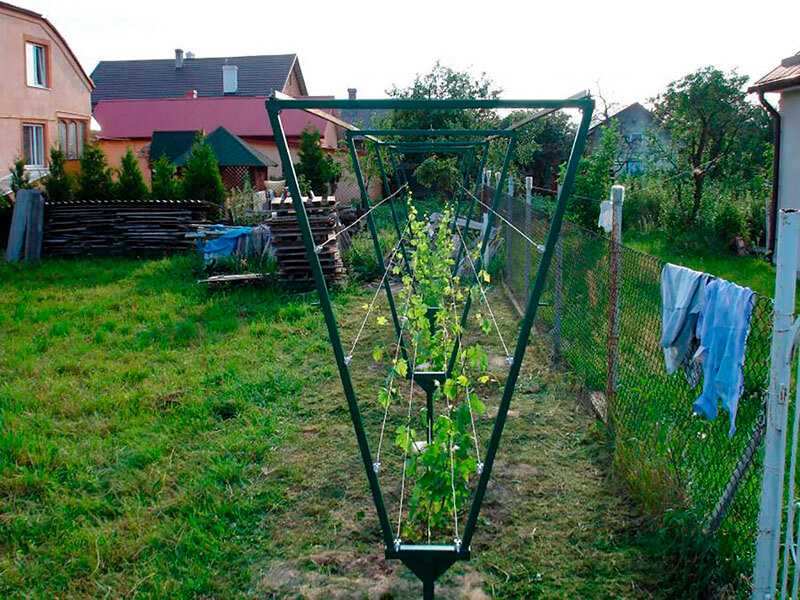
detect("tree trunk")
[690,172,704,224]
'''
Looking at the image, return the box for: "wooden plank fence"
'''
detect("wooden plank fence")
[42,199,215,257]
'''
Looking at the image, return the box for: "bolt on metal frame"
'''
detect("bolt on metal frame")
[265,93,593,598]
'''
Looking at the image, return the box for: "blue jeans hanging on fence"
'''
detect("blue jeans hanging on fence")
[692,279,755,437]
[660,263,709,375]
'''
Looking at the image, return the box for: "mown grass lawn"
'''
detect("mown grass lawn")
[1,253,698,598]
[626,231,776,298]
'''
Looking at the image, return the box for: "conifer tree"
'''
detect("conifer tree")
[115,147,149,200]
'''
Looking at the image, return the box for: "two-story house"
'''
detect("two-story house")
[91,51,339,184]
[587,102,670,175]
[0,1,93,194]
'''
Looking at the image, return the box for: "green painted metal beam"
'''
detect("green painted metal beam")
[349,128,515,137]
[269,97,593,111]
[460,98,595,550]
[265,100,397,551]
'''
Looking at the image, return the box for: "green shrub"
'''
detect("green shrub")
[115,148,148,200]
[180,137,226,205]
[713,200,746,245]
[44,148,74,202]
[8,158,32,194]
[620,176,664,232]
[294,129,341,196]
[342,228,397,282]
[150,155,180,200]
[77,144,114,200]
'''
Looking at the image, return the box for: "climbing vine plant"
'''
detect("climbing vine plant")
[372,196,496,541]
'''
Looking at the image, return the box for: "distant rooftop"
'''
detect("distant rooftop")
[749,51,800,94]
[91,53,305,103]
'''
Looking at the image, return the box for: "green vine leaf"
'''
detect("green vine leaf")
[394,358,408,378]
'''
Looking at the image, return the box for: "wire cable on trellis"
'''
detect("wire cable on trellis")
[347,232,410,362]
[374,290,413,472]
[396,340,420,542]
[455,182,542,252]
[453,224,511,360]
[315,184,409,254]
[444,244,483,471]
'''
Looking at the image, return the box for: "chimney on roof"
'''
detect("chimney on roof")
[223,62,238,95]
[186,51,195,59]
[175,49,184,69]
[347,88,357,100]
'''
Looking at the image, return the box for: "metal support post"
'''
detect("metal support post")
[753,208,800,599]
[552,184,564,363]
[506,176,514,284]
[524,177,533,295]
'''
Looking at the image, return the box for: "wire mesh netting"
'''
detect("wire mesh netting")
[497,180,772,579]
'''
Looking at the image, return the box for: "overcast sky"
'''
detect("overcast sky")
[27,0,800,106]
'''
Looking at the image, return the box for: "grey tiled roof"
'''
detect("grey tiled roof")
[91,54,299,103]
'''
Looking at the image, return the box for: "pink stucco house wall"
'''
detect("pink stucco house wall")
[0,1,93,192]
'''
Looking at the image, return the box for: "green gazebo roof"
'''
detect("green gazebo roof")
[173,127,277,168]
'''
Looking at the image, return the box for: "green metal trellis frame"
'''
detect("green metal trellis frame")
[265,94,593,598]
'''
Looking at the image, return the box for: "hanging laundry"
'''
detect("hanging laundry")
[692,279,755,437]
[660,263,710,377]
[597,200,613,233]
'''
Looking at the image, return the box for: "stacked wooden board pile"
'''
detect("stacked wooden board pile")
[42,200,214,257]
[270,195,344,285]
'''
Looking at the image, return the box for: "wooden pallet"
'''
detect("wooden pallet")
[269,196,344,285]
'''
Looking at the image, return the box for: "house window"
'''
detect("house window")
[25,42,48,88]
[58,119,87,159]
[22,124,45,166]
[627,160,644,175]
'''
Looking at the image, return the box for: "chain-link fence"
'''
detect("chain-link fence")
[494,179,772,583]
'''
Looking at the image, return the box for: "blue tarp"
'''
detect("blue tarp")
[201,225,253,261]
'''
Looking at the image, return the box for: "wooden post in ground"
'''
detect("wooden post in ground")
[604,185,625,401]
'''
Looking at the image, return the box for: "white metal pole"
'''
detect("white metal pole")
[753,208,800,599]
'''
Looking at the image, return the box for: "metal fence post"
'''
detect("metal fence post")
[753,208,800,600]
[605,185,624,400]
[553,184,564,364]
[506,176,514,283]
[524,177,533,297]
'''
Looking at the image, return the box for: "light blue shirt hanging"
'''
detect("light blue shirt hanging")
[692,278,755,437]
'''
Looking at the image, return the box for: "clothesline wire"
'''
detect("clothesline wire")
[315,183,409,253]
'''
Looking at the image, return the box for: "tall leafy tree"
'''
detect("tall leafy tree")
[294,129,341,196]
[77,144,114,200]
[383,61,501,131]
[115,148,148,200]
[150,155,180,200]
[565,121,620,228]
[45,147,74,201]
[180,137,225,205]
[497,111,575,187]
[650,67,769,224]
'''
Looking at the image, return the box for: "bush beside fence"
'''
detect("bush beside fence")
[498,180,772,587]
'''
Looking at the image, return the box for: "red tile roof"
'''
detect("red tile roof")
[93,95,334,140]
[749,52,800,93]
